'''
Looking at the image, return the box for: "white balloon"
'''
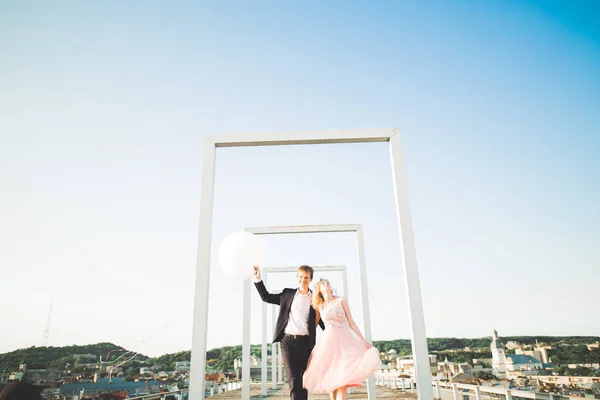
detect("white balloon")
[218,231,265,280]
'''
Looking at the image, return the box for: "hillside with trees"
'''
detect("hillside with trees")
[1,336,598,373]
[373,336,600,354]
[373,336,600,365]
[0,343,151,372]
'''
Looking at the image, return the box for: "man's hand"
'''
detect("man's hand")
[253,265,261,280]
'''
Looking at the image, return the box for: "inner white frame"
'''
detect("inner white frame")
[242,224,374,400]
[190,128,433,400]
[254,264,349,396]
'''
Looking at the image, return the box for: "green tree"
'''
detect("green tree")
[571,366,595,377]
[474,371,496,381]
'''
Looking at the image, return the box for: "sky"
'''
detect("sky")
[0,1,598,358]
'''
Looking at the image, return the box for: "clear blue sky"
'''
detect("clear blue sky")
[1,1,598,357]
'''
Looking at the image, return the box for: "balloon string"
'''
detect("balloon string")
[209,280,243,302]
[96,279,250,377]
[99,279,244,374]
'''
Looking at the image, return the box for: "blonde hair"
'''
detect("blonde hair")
[311,278,328,310]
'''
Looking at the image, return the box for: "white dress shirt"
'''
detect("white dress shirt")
[284,290,311,335]
[255,277,311,336]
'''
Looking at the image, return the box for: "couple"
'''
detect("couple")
[253,265,380,400]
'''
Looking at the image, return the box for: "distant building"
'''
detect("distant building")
[491,330,544,377]
[387,349,397,360]
[515,346,549,364]
[174,361,190,372]
[59,378,160,398]
[233,355,261,370]
[437,358,473,379]
[505,341,521,350]
[450,372,477,384]
[8,372,24,382]
[206,372,222,382]
[232,356,277,381]
[535,375,600,386]
[25,368,60,386]
[156,371,169,380]
[392,354,438,379]
[377,349,402,363]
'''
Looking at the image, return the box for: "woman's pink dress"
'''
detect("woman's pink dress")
[302,296,380,393]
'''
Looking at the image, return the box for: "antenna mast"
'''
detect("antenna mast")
[43,295,54,347]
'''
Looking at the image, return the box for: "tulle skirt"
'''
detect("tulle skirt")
[303,325,380,393]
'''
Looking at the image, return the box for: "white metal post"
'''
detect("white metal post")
[242,280,251,399]
[261,276,268,395]
[342,268,348,298]
[189,136,217,400]
[277,345,283,384]
[389,132,433,400]
[356,226,376,400]
[271,305,277,389]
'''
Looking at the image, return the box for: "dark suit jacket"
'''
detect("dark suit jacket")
[254,280,325,352]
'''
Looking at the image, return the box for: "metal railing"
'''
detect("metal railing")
[375,376,415,392]
[127,381,243,400]
[374,378,588,400]
[126,389,188,400]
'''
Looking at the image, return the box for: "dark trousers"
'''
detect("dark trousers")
[280,334,310,400]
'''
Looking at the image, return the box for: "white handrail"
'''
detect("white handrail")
[127,381,243,400]
[373,377,586,400]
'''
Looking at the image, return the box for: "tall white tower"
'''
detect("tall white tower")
[491,329,507,374]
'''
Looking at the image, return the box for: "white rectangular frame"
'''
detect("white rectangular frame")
[254,264,349,396]
[244,224,373,400]
[190,128,433,400]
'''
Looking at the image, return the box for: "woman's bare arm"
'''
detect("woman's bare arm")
[341,297,370,345]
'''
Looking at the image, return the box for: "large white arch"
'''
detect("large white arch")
[190,128,433,400]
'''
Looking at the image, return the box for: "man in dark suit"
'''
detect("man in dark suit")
[253,265,325,400]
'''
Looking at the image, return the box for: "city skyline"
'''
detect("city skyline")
[1,1,599,357]
[2,329,598,359]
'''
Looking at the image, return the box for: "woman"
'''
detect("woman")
[303,278,380,400]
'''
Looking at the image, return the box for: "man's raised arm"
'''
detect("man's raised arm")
[253,266,281,305]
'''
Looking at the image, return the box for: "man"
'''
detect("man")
[253,265,325,400]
